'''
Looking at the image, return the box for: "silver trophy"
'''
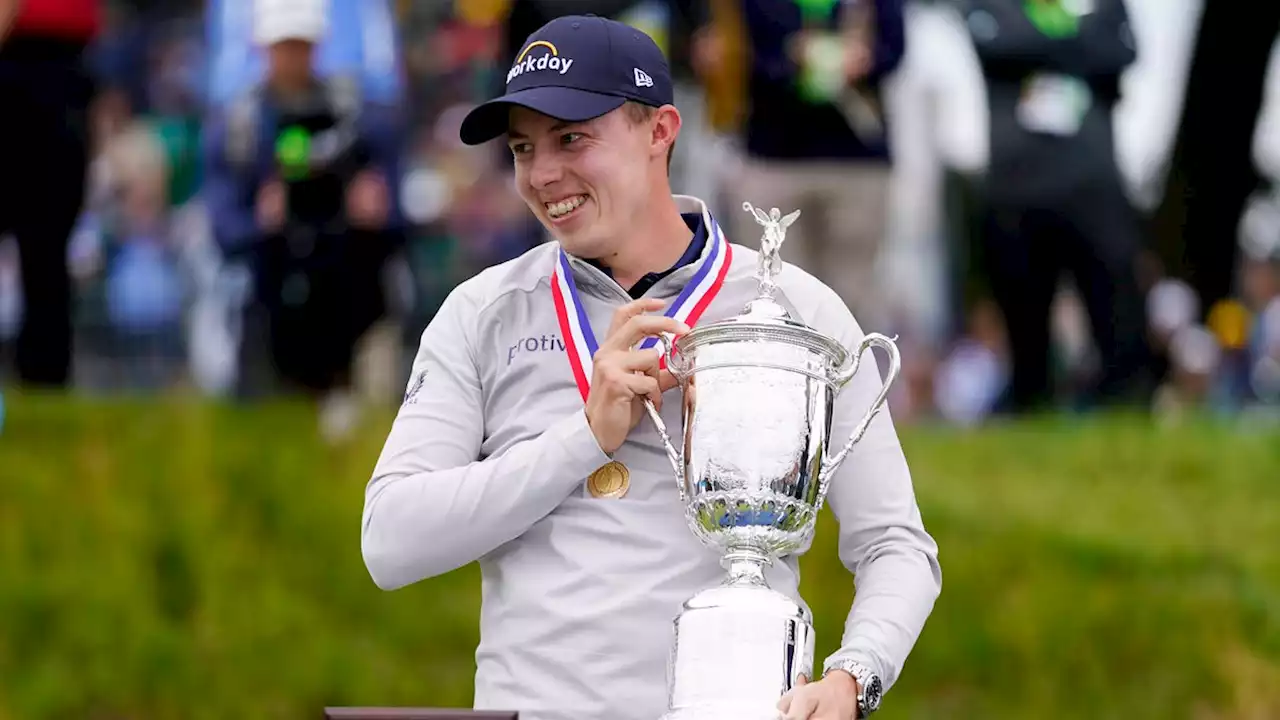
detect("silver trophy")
[643,203,900,720]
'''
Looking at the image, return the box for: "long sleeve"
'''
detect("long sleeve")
[1111,0,1204,210]
[201,114,259,256]
[813,295,942,693]
[361,281,614,591]
[1254,35,1280,184]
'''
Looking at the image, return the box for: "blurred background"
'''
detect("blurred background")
[0,0,1278,718]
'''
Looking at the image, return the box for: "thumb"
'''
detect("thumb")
[777,689,795,714]
[795,673,809,687]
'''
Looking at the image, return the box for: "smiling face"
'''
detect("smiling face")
[507,102,678,261]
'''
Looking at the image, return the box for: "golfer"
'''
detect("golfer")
[362,15,940,720]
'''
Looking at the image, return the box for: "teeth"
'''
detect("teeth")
[546,195,587,218]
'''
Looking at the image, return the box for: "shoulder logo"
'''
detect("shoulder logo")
[508,40,575,84]
[634,68,654,88]
[403,368,428,405]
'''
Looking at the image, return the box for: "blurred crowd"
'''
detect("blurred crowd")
[0,0,1278,439]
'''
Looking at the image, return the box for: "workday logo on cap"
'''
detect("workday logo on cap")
[507,40,575,84]
[459,15,675,146]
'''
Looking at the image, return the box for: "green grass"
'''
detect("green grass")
[0,393,1277,719]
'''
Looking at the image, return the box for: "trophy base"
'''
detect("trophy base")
[661,548,814,720]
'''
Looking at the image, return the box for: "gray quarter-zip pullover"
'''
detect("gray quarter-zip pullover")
[362,196,941,720]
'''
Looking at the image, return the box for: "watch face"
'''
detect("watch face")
[863,675,883,711]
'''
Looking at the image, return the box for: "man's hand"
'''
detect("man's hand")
[585,298,689,454]
[777,671,861,720]
[256,179,286,233]
[346,169,390,230]
[844,40,873,83]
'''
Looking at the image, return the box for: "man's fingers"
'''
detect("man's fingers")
[621,372,659,400]
[606,298,667,338]
[776,690,794,714]
[607,348,663,373]
[606,315,691,351]
[781,690,818,720]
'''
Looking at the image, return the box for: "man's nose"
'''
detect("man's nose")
[528,151,564,189]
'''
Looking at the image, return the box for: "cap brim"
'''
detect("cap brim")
[458,86,627,146]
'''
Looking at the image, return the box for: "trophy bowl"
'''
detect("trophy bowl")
[644,203,901,720]
[669,313,850,558]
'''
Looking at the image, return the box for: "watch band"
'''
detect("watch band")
[823,658,883,716]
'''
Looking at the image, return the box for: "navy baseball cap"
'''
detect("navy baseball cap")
[459,15,674,146]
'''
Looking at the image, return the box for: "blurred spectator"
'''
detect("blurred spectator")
[1236,190,1280,408]
[98,121,188,390]
[963,0,1152,413]
[202,0,405,439]
[933,298,1009,426]
[1145,275,1199,373]
[721,0,903,330]
[206,0,404,109]
[1152,324,1220,422]
[0,0,101,386]
[877,0,987,352]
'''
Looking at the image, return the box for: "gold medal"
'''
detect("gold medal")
[587,460,630,499]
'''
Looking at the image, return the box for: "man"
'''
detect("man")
[362,15,940,720]
[0,0,100,386]
[963,0,1152,412]
[724,0,905,329]
[202,0,403,436]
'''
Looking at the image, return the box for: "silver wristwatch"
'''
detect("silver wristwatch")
[823,658,883,717]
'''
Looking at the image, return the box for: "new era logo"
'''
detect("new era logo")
[634,68,654,88]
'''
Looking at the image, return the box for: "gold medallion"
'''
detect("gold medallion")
[587,460,630,499]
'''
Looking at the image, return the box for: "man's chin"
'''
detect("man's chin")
[547,222,605,258]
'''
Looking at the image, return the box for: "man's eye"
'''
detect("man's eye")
[510,143,532,155]
[560,132,583,146]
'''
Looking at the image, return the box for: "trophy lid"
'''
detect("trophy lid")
[670,202,849,370]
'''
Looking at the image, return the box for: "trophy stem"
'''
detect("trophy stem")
[721,546,772,588]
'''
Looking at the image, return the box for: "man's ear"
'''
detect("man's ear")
[651,105,682,161]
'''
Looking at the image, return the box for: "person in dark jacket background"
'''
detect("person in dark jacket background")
[964,0,1153,413]
[725,0,906,330]
[0,0,101,386]
[202,0,404,438]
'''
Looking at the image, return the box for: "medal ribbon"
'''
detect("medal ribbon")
[551,209,733,403]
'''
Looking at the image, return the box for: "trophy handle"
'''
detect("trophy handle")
[642,332,687,500]
[655,332,688,380]
[815,333,901,511]
[642,398,686,502]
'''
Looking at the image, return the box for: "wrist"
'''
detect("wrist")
[822,658,882,716]
[583,406,622,455]
[824,668,862,710]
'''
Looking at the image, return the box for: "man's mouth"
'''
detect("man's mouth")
[545,194,589,220]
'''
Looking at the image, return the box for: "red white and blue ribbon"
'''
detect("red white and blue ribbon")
[551,211,733,402]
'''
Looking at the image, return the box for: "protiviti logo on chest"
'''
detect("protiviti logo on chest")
[507,40,575,84]
[509,333,565,365]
